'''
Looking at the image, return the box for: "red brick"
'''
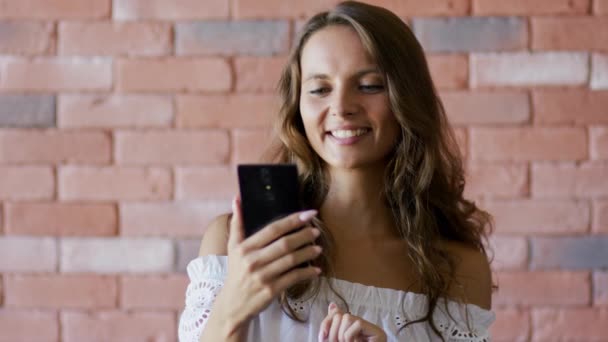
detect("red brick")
[0,237,56,272]
[484,200,589,234]
[441,91,529,125]
[115,130,229,165]
[0,310,58,342]
[5,202,116,236]
[427,54,468,89]
[345,0,471,17]
[532,308,608,341]
[471,52,588,87]
[0,22,54,55]
[120,201,231,237]
[0,130,110,164]
[532,17,608,52]
[59,166,171,201]
[58,94,173,128]
[113,0,229,20]
[1,58,112,91]
[60,238,174,273]
[470,127,587,162]
[594,272,608,305]
[234,56,286,92]
[465,163,528,199]
[120,274,188,309]
[491,309,530,342]
[592,53,608,89]
[591,127,608,160]
[473,0,590,15]
[532,162,608,198]
[233,129,275,164]
[175,166,237,200]
[5,275,117,309]
[533,90,608,124]
[233,0,339,18]
[0,166,53,200]
[488,235,528,270]
[59,22,171,56]
[176,21,289,56]
[597,0,608,14]
[594,201,608,233]
[177,94,277,128]
[453,127,467,159]
[0,0,110,19]
[61,311,175,342]
[493,271,590,306]
[116,58,231,92]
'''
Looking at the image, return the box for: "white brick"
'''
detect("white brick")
[592,54,608,90]
[60,238,174,273]
[0,237,57,272]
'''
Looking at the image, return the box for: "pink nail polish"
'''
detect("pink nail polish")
[299,210,317,222]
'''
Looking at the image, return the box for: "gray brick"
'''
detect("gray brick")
[176,238,201,273]
[176,20,289,56]
[0,95,55,127]
[531,236,608,270]
[413,17,527,52]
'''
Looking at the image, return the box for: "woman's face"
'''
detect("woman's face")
[299,25,400,170]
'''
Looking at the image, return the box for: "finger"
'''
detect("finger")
[228,196,245,249]
[240,209,317,251]
[318,304,340,342]
[338,314,355,341]
[258,244,322,280]
[343,320,362,342]
[328,313,342,342]
[273,265,321,296]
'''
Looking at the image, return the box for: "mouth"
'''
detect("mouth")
[327,128,371,138]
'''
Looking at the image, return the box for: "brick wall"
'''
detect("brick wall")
[0,0,606,341]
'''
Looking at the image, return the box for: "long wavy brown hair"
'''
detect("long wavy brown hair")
[265,1,494,339]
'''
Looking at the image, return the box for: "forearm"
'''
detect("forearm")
[198,292,250,342]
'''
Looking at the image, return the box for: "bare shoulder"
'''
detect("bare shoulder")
[439,240,492,310]
[198,213,232,257]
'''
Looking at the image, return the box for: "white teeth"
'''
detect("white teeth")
[330,129,369,138]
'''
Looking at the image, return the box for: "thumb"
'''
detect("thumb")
[228,196,245,249]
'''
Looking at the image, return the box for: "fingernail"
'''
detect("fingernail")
[329,302,336,310]
[299,210,317,222]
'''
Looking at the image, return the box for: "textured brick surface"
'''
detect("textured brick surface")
[591,127,608,160]
[115,130,230,165]
[5,202,117,236]
[597,0,608,13]
[61,311,175,342]
[533,90,608,124]
[532,308,608,341]
[0,21,54,55]
[0,0,110,19]
[532,17,608,52]
[592,54,608,89]
[113,0,229,20]
[471,52,588,87]
[0,166,54,200]
[488,235,528,270]
[470,127,587,162]
[427,54,468,89]
[120,274,188,309]
[176,95,277,128]
[175,167,237,200]
[441,91,529,125]
[60,238,174,273]
[465,163,528,199]
[233,0,341,18]
[176,239,201,272]
[176,21,289,56]
[59,166,172,201]
[0,58,112,91]
[0,130,111,164]
[58,94,173,128]
[594,272,608,305]
[120,201,231,237]
[491,308,530,342]
[59,22,171,56]
[493,271,590,306]
[5,275,117,308]
[532,163,608,198]
[234,56,286,92]
[530,237,608,269]
[595,201,608,233]
[0,310,58,342]
[0,237,57,272]
[413,17,527,52]
[473,0,590,15]
[0,95,55,128]
[484,200,590,234]
[116,58,231,92]
[232,129,275,164]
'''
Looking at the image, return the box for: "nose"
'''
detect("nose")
[330,86,358,117]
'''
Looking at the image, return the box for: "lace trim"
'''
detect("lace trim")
[439,321,490,342]
[178,278,223,342]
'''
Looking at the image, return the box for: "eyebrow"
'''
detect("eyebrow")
[302,67,382,82]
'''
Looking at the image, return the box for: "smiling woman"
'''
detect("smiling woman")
[178,1,494,341]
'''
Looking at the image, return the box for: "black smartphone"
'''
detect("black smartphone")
[237,164,302,238]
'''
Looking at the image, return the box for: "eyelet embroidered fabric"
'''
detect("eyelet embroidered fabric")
[178,255,495,342]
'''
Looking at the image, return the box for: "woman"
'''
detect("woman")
[179,1,495,341]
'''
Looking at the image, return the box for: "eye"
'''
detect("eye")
[359,84,384,93]
[309,87,331,95]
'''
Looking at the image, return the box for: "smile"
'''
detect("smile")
[329,128,370,138]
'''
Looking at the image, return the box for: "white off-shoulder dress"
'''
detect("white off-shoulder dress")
[178,255,495,342]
